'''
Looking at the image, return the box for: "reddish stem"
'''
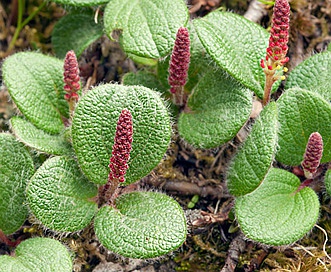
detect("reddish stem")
[0,230,21,247]
[294,179,313,194]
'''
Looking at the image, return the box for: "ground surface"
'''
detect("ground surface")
[1,0,331,271]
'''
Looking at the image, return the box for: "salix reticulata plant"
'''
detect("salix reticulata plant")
[2,2,331,270]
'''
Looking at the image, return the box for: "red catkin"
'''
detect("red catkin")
[98,109,133,206]
[301,132,323,179]
[168,27,190,95]
[261,0,290,106]
[108,109,133,183]
[260,0,290,70]
[63,50,80,101]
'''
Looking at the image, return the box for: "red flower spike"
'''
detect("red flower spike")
[108,109,133,184]
[98,109,133,207]
[301,132,323,179]
[262,0,290,72]
[63,50,80,102]
[168,27,190,105]
[261,0,290,106]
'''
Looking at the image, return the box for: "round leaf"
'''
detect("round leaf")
[71,84,171,185]
[2,52,67,134]
[178,69,252,148]
[0,237,72,272]
[193,11,270,98]
[276,88,331,165]
[11,117,73,156]
[0,133,34,234]
[227,102,278,196]
[52,12,104,58]
[236,168,319,246]
[285,51,331,101]
[94,191,187,259]
[27,156,98,232]
[104,0,189,59]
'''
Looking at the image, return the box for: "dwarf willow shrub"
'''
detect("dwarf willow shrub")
[2,0,331,270]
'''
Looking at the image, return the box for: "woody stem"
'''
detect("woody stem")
[98,177,120,207]
[262,72,276,106]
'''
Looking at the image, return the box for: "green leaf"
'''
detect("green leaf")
[94,191,187,259]
[27,156,98,232]
[178,69,252,148]
[0,237,72,272]
[103,0,189,59]
[324,169,331,196]
[11,117,72,156]
[52,12,104,58]
[227,102,278,196]
[72,84,171,185]
[0,133,34,234]
[184,22,217,92]
[235,168,319,246]
[276,88,331,165]
[285,51,331,101]
[122,71,167,94]
[193,10,269,98]
[127,54,158,66]
[2,52,67,134]
[49,0,109,6]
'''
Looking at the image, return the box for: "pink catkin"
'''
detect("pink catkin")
[63,50,80,101]
[168,27,190,94]
[261,0,290,70]
[108,109,133,183]
[301,132,323,178]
